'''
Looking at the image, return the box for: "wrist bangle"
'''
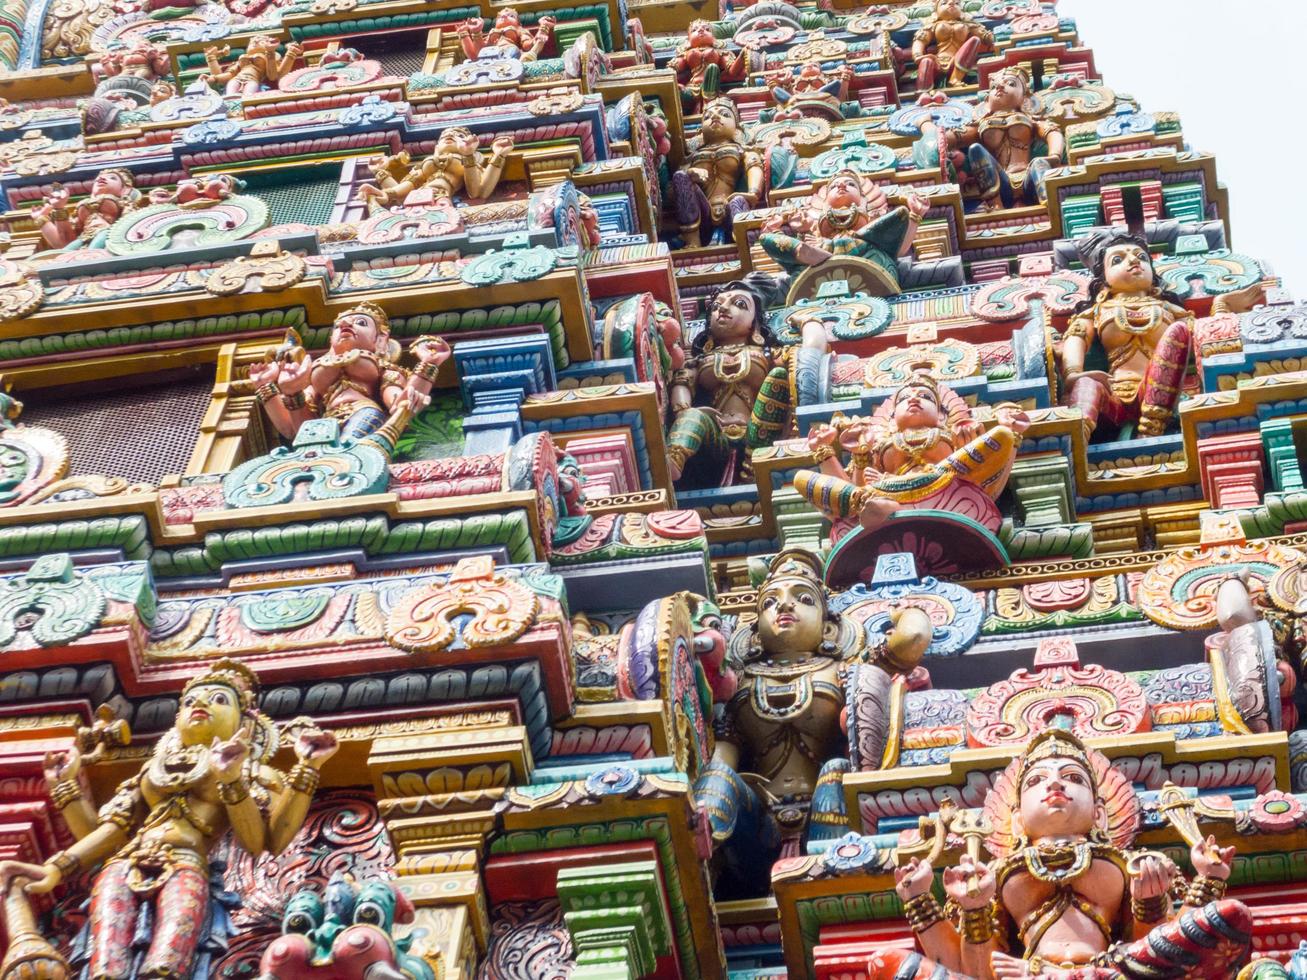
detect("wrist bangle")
[51,851,81,877]
[416,360,440,383]
[1184,874,1227,907]
[288,762,320,795]
[256,381,281,404]
[810,444,836,463]
[50,779,83,809]
[902,892,945,933]
[281,390,306,410]
[218,778,250,805]
[1131,893,1168,924]
[960,902,996,944]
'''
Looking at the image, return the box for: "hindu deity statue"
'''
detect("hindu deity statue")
[202,35,304,96]
[669,98,764,249]
[1061,231,1195,440]
[96,41,171,107]
[667,272,824,486]
[0,659,339,980]
[940,67,1065,211]
[354,129,514,213]
[910,0,994,89]
[794,372,1028,535]
[148,172,244,208]
[669,20,746,112]
[458,8,556,61]
[878,728,1253,979]
[34,168,141,251]
[248,302,452,450]
[758,169,929,282]
[694,549,932,897]
[767,61,852,121]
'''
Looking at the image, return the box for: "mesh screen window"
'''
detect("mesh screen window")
[19,368,215,485]
[241,165,342,227]
[350,30,429,77]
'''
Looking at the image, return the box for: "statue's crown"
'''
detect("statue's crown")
[895,370,941,399]
[1018,728,1097,791]
[764,547,824,590]
[182,658,259,711]
[340,301,391,334]
[991,65,1032,91]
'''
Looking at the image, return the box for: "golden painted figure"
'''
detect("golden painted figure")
[876,728,1253,979]
[458,8,556,61]
[910,0,994,89]
[355,128,514,213]
[202,35,303,96]
[794,372,1028,534]
[0,660,339,980]
[694,549,931,896]
[249,302,451,447]
[669,98,764,248]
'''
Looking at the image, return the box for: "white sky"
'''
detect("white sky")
[1062,0,1307,285]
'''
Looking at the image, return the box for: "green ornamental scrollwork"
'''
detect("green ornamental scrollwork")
[459,244,559,286]
[1155,248,1263,298]
[239,588,333,633]
[0,553,107,648]
[222,419,389,509]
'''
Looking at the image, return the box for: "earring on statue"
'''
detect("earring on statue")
[751,331,765,346]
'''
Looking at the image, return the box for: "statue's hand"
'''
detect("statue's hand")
[893,856,934,900]
[905,193,931,220]
[277,357,312,395]
[0,860,60,895]
[943,854,996,910]
[248,359,280,389]
[44,746,81,785]
[1191,834,1235,881]
[413,336,452,368]
[1130,853,1176,900]
[45,185,70,210]
[537,15,556,30]
[993,404,1030,435]
[293,726,339,768]
[210,725,251,784]
[490,135,515,157]
[806,422,839,452]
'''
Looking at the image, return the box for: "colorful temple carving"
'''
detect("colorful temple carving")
[1,0,1307,978]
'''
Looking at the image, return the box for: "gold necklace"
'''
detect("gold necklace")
[1023,841,1092,883]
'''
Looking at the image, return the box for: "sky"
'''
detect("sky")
[1062,0,1307,285]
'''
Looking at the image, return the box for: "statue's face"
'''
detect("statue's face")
[331,308,382,354]
[700,101,738,139]
[1102,242,1154,294]
[825,174,864,208]
[438,128,477,154]
[935,0,962,19]
[799,62,822,81]
[495,8,520,27]
[178,682,242,746]
[893,383,942,429]
[709,288,757,343]
[989,73,1027,111]
[1018,757,1099,840]
[91,171,126,197]
[757,579,825,655]
[688,21,715,47]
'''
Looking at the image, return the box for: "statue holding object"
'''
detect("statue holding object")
[670,98,763,249]
[34,168,141,251]
[354,128,514,213]
[0,659,339,980]
[248,302,452,453]
[458,8,556,61]
[670,20,746,112]
[874,727,1253,979]
[793,372,1028,536]
[202,35,303,96]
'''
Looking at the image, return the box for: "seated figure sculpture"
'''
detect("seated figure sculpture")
[694,549,932,897]
[0,659,338,980]
[202,35,303,96]
[767,61,852,121]
[670,20,746,112]
[1061,231,1195,440]
[671,98,763,248]
[667,272,825,485]
[248,303,451,451]
[355,128,514,213]
[457,8,556,61]
[876,728,1253,979]
[759,169,929,283]
[910,0,994,89]
[793,372,1028,536]
[34,168,141,250]
[943,67,1064,212]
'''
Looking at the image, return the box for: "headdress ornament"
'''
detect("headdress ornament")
[339,301,391,335]
[182,657,260,711]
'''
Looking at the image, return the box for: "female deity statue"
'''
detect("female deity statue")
[34,168,141,251]
[458,8,556,61]
[354,129,514,212]
[667,272,826,486]
[877,728,1253,979]
[669,20,746,112]
[910,0,994,89]
[793,372,1028,536]
[202,35,303,96]
[0,659,338,980]
[694,548,932,896]
[670,98,764,249]
[248,302,451,451]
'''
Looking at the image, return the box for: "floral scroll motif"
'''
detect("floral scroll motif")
[385,556,539,653]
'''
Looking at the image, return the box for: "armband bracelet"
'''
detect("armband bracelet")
[218,778,250,806]
[50,779,83,809]
[256,382,281,404]
[902,892,945,933]
[416,360,440,383]
[288,762,321,795]
[1131,894,1168,924]
[51,851,82,877]
[960,902,997,944]
[1184,874,1227,907]
[810,444,836,464]
[281,390,307,410]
